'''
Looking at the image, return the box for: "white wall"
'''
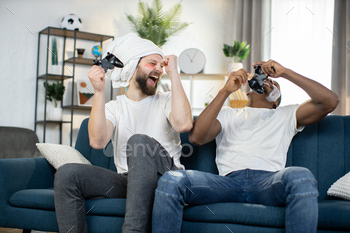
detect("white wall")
[0,0,235,144]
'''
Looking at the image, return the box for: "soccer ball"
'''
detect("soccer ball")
[61,14,82,30]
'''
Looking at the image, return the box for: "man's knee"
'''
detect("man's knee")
[127,134,151,147]
[283,167,319,197]
[127,134,153,157]
[54,163,86,188]
[156,170,190,198]
[127,134,168,160]
[283,167,316,182]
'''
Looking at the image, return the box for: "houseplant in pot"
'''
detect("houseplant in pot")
[43,81,65,121]
[125,0,190,47]
[223,40,251,72]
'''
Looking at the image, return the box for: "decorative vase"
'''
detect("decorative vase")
[47,101,62,121]
[228,62,243,73]
[76,48,85,58]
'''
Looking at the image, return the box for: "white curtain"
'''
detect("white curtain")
[270,0,334,106]
[331,0,350,115]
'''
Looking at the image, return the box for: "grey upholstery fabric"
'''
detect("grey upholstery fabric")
[0,127,41,159]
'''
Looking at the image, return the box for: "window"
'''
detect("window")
[270,0,334,105]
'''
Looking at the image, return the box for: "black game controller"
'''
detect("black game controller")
[248,65,275,95]
[93,52,124,72]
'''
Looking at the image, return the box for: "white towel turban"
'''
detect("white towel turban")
[104,33,164,88]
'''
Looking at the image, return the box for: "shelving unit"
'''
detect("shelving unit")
[161,73,227,115]
[34,27,114,146]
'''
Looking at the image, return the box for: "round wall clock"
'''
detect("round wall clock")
[178,48,206,74]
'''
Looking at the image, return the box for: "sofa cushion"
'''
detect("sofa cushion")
[9,189,126,216]
[327,171,350,200]
[36,143,91,169]
[9,189,55,211]
[318,200,350,230]
[183,202,285,228]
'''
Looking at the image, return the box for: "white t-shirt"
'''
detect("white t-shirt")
[216,105,303,176]
[105,92,183,173]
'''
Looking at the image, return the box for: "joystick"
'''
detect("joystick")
[93,52,124,72]
[248,65,275,95]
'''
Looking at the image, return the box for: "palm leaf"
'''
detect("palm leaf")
[125,0,190,47]
[152,0,164,18]
[163,4,182,28]
[138,2,149,19]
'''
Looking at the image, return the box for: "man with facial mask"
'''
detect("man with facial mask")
[152,60,339,233]
[53,33,193,233]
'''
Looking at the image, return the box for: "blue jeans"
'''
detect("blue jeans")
[152,167,319,233]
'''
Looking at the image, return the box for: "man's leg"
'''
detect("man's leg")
[152,169,247,233]
[54,163,127,233]
[122,134,176,233]
[245,167,319,233]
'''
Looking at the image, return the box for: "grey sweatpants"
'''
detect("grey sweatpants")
[54,134,178,233]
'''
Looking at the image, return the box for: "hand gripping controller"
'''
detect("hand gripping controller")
[248,65,275,95]
[93,52,124,72]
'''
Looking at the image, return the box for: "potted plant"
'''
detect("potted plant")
[223,40,251,72]
[125,0,190,47]
[43,81,65,121]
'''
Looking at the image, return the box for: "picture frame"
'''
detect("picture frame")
[77,79,94,106]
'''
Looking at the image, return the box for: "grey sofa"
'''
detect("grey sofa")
[0,126,41,159]
[0,115,350,232]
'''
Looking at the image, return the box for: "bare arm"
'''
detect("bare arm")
[164,55,193,133]
[284,69,339,128]
[254,60,339,128]
[87,65,115,149]
[189,69,249,145]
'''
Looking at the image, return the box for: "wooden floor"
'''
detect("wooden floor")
[0,229,22,233]
[0,228,56,233]
[0,229,20,233]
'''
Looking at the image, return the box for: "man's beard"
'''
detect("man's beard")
[135,67,159,96]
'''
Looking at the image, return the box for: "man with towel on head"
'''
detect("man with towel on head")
[54,33,193,233]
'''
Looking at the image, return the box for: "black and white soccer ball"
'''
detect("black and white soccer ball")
[61,14,82,30]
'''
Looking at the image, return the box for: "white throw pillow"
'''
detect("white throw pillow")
[327,172,350,200]
[36,143,91,169]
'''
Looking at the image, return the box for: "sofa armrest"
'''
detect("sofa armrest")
[0,158,55,202]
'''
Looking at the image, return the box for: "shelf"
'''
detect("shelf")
[162,73,226,80]
[36,120,71,124]
[39,27,114,42]
[35,26,114,145]
[63,105,92,110]
[38,74,73,80]
[65,57,95,65]
[179,73,227,76]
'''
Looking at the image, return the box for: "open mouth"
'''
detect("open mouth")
[263,81,274,92]
[262,81,273,94]
[148,75,159,86]
[264,81,272,89]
